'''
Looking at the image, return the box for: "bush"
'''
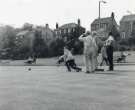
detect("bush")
[118,39,129,45]
[118,45,130,51]
[48,38,65,57]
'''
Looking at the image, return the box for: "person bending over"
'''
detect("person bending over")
[57,46,82,72]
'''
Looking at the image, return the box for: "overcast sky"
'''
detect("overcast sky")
[0,0,134,30]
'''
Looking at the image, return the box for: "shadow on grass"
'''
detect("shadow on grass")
[114,70,135,72]
[95,71,121,75]
[94,70,134,75]
[114,63,135,66]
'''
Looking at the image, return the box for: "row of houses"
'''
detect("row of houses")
[15,13,135,46]
[54,19,85,42]
[0,13,135,58]
[91,13,135,39]
[120,15,135,39]
[15,19,85,47]
[91,12,118,38]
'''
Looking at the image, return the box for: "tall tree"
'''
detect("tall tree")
[33,29,48,57]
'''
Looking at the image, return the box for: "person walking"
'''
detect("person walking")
[106,32,114,71]
[79,31,97,73]
[100,43,108,66]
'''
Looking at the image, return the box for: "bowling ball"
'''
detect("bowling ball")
[28,68,31,71]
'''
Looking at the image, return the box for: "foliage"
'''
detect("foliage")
[128,37,135,46]
[73,40,83,54]
[33,30,49,58]
[48,38,65,57]
[1,23,127,59]
[2,26,16,49]
[111,25,120,41]
[118,38,129,46]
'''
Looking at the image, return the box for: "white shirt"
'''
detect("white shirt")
[106,35,114,46]
[61,48,74,61]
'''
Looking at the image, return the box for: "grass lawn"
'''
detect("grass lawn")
[0,51,135,66]
[0,66,135,110]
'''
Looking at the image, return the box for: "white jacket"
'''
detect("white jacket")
[79,34,97,54]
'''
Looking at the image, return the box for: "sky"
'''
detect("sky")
[0,0,135,30]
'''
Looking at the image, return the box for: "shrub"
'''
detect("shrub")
[118,45,130,51]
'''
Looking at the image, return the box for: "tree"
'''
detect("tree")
[111,25,120,41]
[1,25,17,58]
[33,30,48,58]
[1,26,16,47]
[49,38,65,57]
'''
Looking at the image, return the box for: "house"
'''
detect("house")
[16,24,55,50]
[91,13,118,38]
[120,14,135,39]
[54,19,85,42]
[37,24,55,42]
[16,30,35,50]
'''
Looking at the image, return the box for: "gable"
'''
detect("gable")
[91,17,117,26]
[121,15,135,22]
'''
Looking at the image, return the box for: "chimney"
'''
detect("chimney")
[111,12,114,19]
[111,12,115,26]
[45,24,49,28]
[56,22,59,29]
[78,19,81,26]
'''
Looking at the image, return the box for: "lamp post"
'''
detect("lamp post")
[99,0,107,30]
[99,0,107,19]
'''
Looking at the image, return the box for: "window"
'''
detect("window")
[133,22,135,30]
[72,28,75,32]
[68,28,71,33]
[96,24,99,30]
[106,24,108,29]
[91,26,95,31]
[95,24,97,29]
[121,32,125,39]
[59,30,61,34]
[61,29,64,33]
[64,29,66,34]
[55,31,58,35]
[103,23,107,29]
[100,23,106,29]
[64,36,67,42]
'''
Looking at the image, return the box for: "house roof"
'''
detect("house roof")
[91,17,113,25]
[121,14,135,22]
[60,23,78,29]
[42,27,54,33]
[16,30,29,36]
[60,23,84,29]
[16,30,35,36]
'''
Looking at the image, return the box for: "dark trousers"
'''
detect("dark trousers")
[65,59,81,72]
[106,46,114,71]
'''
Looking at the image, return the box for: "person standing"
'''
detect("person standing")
[106,32,114,71]
[79,31,97,73]
[92,31,100,70]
